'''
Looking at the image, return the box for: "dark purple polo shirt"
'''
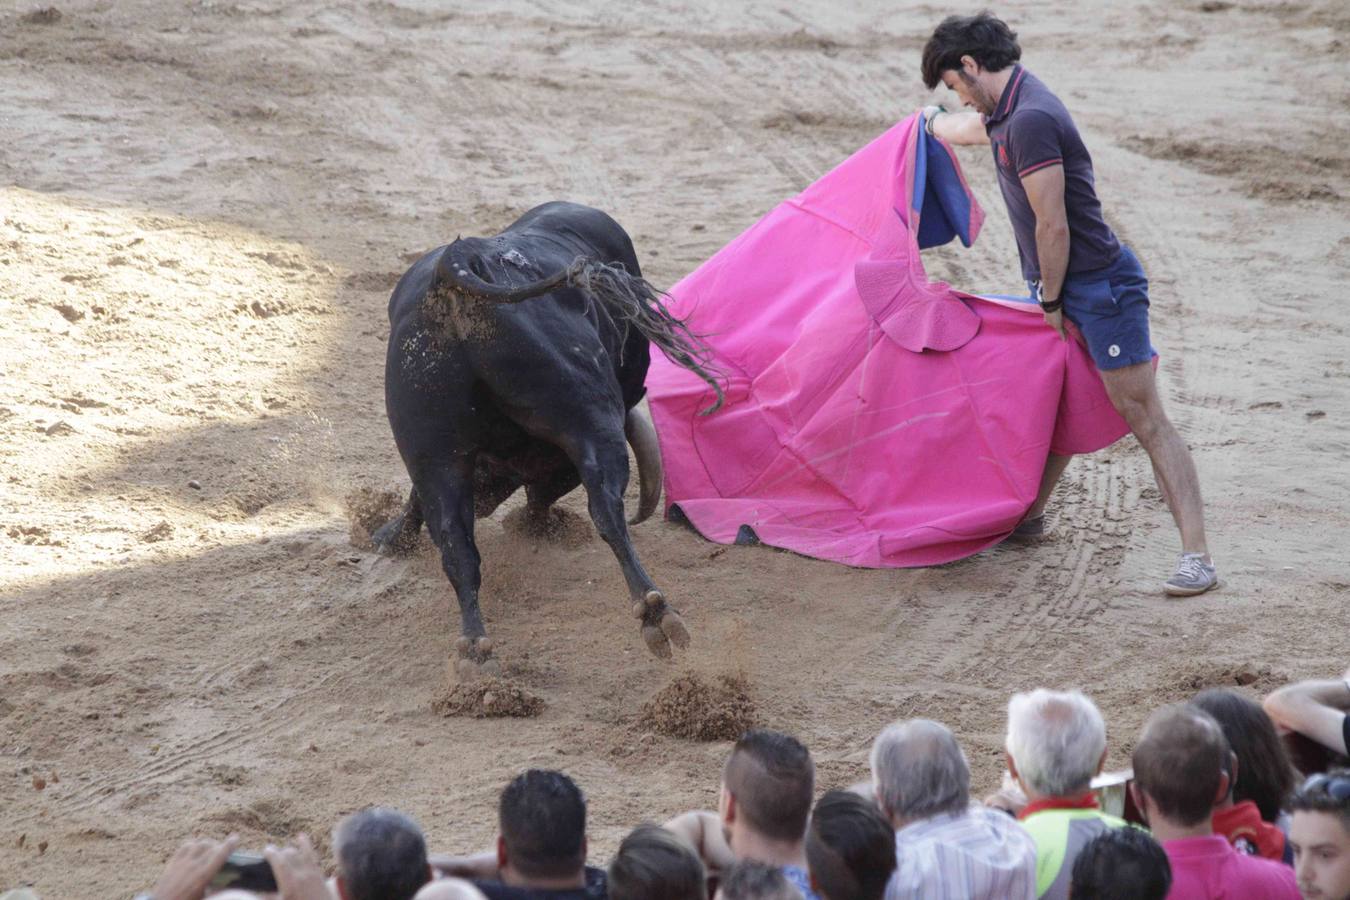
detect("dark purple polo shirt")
[982,65,1121,282]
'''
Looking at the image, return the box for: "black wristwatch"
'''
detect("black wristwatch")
[1038,297,1063,313]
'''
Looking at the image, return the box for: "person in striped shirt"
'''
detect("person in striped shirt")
[870,719,1038,899]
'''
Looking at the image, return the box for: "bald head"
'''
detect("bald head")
[1132,705,1231,827]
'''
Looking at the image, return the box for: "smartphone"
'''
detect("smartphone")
[210,851,279,892]
[1090,769,1144,824]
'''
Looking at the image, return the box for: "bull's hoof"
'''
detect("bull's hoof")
[636,590,691,659]
[642,623,674,659]
[660,611,691,650]
[452,635,499,682]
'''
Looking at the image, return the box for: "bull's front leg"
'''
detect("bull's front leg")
[416,460,499,681]
[572,435,691,659]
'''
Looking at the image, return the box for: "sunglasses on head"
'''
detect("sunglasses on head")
[1302,773,1350,801]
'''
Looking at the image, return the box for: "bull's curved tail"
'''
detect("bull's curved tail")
[437,247,724,415]
[563,258,724,415]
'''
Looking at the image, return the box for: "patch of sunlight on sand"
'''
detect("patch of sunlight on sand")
[0,187,351,592]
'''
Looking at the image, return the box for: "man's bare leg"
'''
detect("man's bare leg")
[1098,361,1215,594]
[1009,452,1072,540]
[1027,452,1073,521]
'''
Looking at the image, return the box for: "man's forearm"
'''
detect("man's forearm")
[1035,220,1070,302]
[1268,679,1350,714]
[429,850,499,880]
[1264,678,1350,755]
[932,110,989,146]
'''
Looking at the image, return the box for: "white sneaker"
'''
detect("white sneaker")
[1164,553,1218,597]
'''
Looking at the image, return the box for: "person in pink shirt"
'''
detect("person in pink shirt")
[1130,705,1298,899]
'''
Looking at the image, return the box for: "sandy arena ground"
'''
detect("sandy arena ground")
[2,0,1348,895]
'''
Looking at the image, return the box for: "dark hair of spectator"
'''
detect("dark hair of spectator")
[1191,688,1298,822]
[607,823,706,900]
[1288,769,1350,831]
[332,807,431,900]
[718,860,800,900]
[1132,706,1232,827]
[805,791,896,900]
[499,769,587,879]
[921,12,1022,90]
[724,730,816,843]
[1068,826,1172,900]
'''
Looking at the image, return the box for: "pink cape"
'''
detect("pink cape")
[646,113,1130,567]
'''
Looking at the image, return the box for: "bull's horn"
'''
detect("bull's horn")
[434,240,571,303]
[625,404,662,525]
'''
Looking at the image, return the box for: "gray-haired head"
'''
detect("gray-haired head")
[333,807,431,900]
[869,719,970,823]
[1006,689,1107,798]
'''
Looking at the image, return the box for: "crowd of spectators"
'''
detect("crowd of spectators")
[75,665,1350,900]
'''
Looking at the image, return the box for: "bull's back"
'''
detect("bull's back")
[382,201,646,421]
[506,201,638,271]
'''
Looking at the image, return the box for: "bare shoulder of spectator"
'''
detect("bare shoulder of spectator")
[662,809,735,873]
[1263,669,1350,756]
[416,878,491,900]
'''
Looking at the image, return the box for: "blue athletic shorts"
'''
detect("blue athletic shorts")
[1032,245,1155,371]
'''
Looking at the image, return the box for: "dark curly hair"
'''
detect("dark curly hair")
[499,769,587,879]
[1069,827,1172,900]
[921,12,1022,90]
[1288,769,1350,831]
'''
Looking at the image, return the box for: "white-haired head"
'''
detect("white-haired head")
[1005,689,1107,799]
[869,719,970,825]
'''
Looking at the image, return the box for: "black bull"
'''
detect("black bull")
[373,201,721,678]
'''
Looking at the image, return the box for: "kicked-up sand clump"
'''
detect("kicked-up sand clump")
[345,487,405,549]
[501,505,594,549]
[432,676,545,719]
[641,672,755,741]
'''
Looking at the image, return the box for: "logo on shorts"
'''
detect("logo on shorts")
[1108,344,1121,358]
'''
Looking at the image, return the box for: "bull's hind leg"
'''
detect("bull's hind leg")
[511,467,586,541]
[568,432,690,659]
[372,488,424,557]
[417,460,499,680]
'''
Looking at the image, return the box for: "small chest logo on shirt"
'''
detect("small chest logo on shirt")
[997,142,1011,168]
